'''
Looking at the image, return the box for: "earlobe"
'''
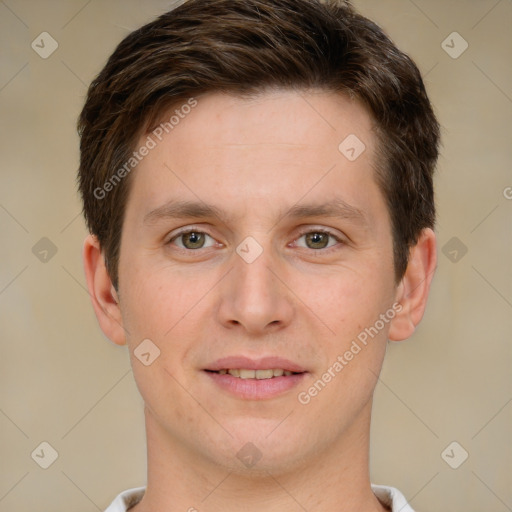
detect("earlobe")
[388,228,437,342]
[82,234,127,346]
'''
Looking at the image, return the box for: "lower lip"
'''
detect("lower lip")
[205,371,307,400]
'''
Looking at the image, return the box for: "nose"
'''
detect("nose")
[217,241,294,335]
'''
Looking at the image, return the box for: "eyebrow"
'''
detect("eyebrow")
[143,198,368,227]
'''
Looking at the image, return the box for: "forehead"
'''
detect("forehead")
[125,89,384,225]
[168,89,375,149]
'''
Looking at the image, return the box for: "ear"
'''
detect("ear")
[82,234,127,346]
[388,228,437,342]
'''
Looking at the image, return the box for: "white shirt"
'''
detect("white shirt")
[104,484,416,511]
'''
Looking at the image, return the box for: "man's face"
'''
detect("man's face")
[116,90,400,472]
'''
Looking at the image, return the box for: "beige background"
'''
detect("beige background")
[1,0,511,510]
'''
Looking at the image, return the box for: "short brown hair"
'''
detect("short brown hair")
[78,0,440,290]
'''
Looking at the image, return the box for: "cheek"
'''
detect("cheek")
[121,264,205,340]
[123,272,197,416]
[290,261,394,406]
[294,262,395,341]
[294,273,391,425]
[120,265,214,401]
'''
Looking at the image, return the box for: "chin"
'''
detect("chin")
[207,418,311,474]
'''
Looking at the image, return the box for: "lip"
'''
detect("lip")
[205,371,306,400]
[204,356,308,401]
[205,356,307,373]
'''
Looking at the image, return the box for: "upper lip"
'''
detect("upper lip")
[205,356,307,373]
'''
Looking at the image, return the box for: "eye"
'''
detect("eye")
[294,230,341,250]
[169,230,217,250]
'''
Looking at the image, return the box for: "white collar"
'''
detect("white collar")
[105,484,415,511]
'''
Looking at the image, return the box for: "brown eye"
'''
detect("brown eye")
[170,231,215,250]
[295,231,341,251]
[181,232,205,249]
[305,232,331,249]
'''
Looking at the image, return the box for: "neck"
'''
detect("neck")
[131,400,387,512]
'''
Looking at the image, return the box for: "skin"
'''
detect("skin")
[83,89,436,512]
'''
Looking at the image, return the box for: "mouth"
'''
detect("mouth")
[205,368,299,379]
[203,356,307,400]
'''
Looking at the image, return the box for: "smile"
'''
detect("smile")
[213,368,297,379]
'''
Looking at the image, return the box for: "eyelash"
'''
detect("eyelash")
[167,227,344,253]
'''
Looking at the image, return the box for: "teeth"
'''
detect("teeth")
[256,369,274,379]
[221,369,295,379]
